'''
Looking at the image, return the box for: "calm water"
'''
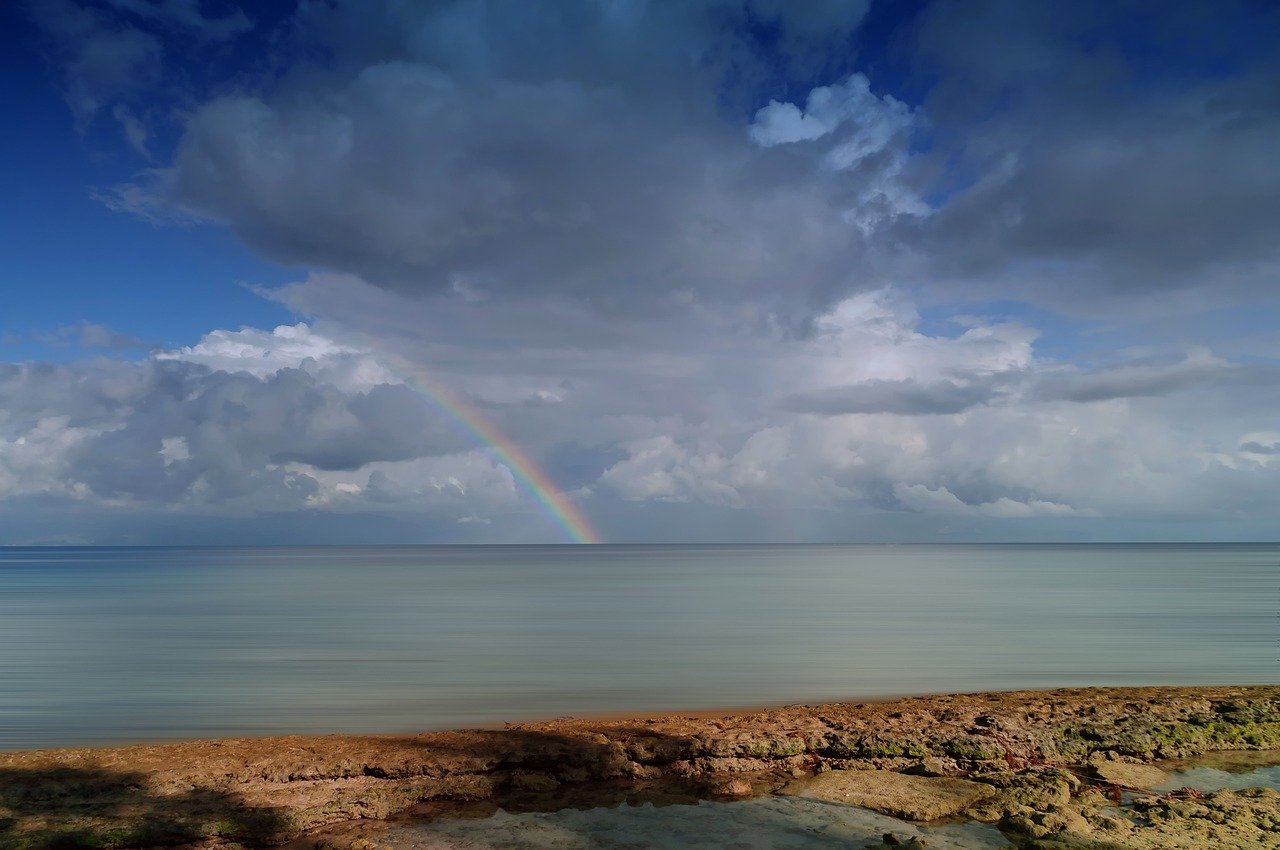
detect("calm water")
[376,796,1013,849]
[0,544,1275,750]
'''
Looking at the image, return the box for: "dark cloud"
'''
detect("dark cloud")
[164,69,907,320]
[34,0,1280,320]
[80,0,911,323]
[1027,355,1251,403]
[905,0,1280,307]
[1239,441,1280,456]
[84,0,1274,325]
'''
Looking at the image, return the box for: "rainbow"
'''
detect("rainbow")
[385,357,602,544]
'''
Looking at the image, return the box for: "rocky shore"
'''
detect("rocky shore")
[2,685,1278,849]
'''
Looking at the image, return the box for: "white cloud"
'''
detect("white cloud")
[3,283,1279,541]
[0,325,523,526]
[156,323,398,392]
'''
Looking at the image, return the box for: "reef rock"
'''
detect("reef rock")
[782,768,996,821]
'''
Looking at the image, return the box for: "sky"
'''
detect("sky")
[1,0,1278,544]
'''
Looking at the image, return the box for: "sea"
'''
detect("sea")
[1,544,1275,751]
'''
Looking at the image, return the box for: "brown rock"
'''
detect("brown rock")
[907,756,961,777]
[506,771,560,793]
[1090,758,1170,789]
[716,778,753,797]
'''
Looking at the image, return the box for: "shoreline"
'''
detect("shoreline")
[2,684,1279,848]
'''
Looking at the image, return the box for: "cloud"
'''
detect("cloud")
[781,378,997,415]
[0,325,518,518]
[25,0,251,140]
[892,483,1085,518]
[1239,434,1280,456]
[25,0,164,128]
[36,321,149,350]
[749,73,917,172]
[904,0,1280,309]
[112,104,151,157]
[583,287,1280,525]
[4,283,1280,541]
[46,0,1280,323]
[779,339,1267,417]
[154,323,391,388]
[1028,350,1241,403]
[159,68,916,320]
[83,1,915,324]
[103,0,251,40]
[16,1,1280,541]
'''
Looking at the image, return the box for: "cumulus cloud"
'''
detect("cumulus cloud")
[3,283,1279,541]
[0,325,524,523]
[586,288,1280,526]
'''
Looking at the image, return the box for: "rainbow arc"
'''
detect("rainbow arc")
[385,357,601,544]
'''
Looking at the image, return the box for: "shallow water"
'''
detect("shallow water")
[1,544,1275,750]
[1155,754,1280,793]
[376,796,1013,849]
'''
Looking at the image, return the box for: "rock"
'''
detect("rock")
[1089,759,1169,789]
[4,685,1278,848]
[943,734,1005,763]
[506,771,560,793]
[905,756,960,777]
[716,778,753,797]
[781,769,997,821]
[1001,787,1280,849]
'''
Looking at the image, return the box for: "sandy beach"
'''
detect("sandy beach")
[3,685,1279,849]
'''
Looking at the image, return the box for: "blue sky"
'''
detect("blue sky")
[2,0,1278,543]
[1,3,294,358]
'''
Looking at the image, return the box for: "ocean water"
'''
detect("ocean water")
[0,544,1275,751]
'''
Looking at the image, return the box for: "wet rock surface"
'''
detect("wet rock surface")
[782,769,997,821]
[0,685,1277,848]
[1001,786,1280,849]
